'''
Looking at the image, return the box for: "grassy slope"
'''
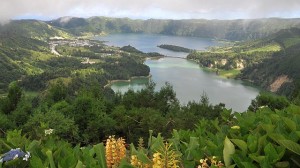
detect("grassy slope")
[187,28,300,100]
[239,28,300,98]
[0,20,72,93]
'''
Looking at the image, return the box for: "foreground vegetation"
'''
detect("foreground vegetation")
[1,82,300,167]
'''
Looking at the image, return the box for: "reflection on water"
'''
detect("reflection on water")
[96,34,259,112]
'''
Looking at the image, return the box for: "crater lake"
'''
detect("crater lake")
[95,34,259,112]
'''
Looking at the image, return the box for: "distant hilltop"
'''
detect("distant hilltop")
[48,17,300,41]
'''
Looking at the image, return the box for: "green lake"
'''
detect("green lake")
[96,34,259,112]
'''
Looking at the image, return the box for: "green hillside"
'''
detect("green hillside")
[0,20,149,94]
[49,17,300,40]
[187,28,300,102]
[0,20,63,93]
[239,28,300,102]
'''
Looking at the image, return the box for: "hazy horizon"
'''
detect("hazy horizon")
[12,15,300,22]
[2,0,300,23]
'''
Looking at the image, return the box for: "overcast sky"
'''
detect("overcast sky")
[1,0,300,23]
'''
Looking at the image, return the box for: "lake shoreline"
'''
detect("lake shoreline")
[96,33,259,111]
[104,74,152,88]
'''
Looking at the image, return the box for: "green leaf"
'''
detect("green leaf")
[276,146,286,161]
[171,129,181,151]
[149,133,164,152]
[211,118,221,132]
[275,161,289,168]
[46,150,56,168]
[81,147,97,167]
[247,134,258,153]
[75,160,84,168]
[93,143,107,168]
[30,156,44,168]
[185,137,199,160]
[241,162,256,168]
[264,143,279,164]
[231,154,245,168]
[130,143,138,155]
[228,165,236,168]
[206,140,218,149]
[26,140,41,151]
[269,133,286,142]
[278,140,300,155]
[231,139,247,154]
[296,131,300,138]
[118,159,135,168]
[0,139,12,150]
[137,151,152,164]
[257,135,267,154]
[249,154,265,164]
[283,117,297,132]
[223,136,235,167]
[261,124,275,133]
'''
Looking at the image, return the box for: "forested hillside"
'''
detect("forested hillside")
[187,28,300,103]
[49,17,300,40]
[240,28,300,103]
[0,20,150,94]
[0,20,69,93]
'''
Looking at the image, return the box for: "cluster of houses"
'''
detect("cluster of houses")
[208,59,245,69]
[49,37,100,48]
[49,37,124,64]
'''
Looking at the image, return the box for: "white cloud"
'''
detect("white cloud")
[1,0,300,23]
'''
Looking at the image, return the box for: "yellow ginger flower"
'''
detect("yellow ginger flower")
[152,142,181,168]
[153,152,162,168]
[131,155,139,167]
[198,157,224,168]
[130,155,151,168]
[105,136,127,168]
[106,137,113,168]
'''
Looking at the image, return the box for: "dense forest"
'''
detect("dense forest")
[1,80,300,167]
[1,18,300,167]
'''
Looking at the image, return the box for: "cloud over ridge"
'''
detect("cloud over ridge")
[1,0,300,23]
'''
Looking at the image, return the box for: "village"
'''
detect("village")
[49,37,124,64]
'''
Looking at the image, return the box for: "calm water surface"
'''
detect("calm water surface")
[96,34,259,112]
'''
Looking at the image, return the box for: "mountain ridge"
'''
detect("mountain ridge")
[48,17,300,40]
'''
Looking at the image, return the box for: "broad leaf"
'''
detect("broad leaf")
[231,139,247,154]
[223,136,235,167]
[278,140,300,155]
[75,160,84,168]
[46,150,56,168]
[30,156,44,168]
[247,134,258,153]
[283,117,297,132]
[94,143,107,168]
[264,143,279,164]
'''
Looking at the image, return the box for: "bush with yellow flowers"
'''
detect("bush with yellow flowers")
[105,135,126,168]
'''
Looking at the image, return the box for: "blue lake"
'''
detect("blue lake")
[96,34,259,112]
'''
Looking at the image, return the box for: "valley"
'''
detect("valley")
[1,16,300,168]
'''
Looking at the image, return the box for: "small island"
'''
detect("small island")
[157,44,192,53]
